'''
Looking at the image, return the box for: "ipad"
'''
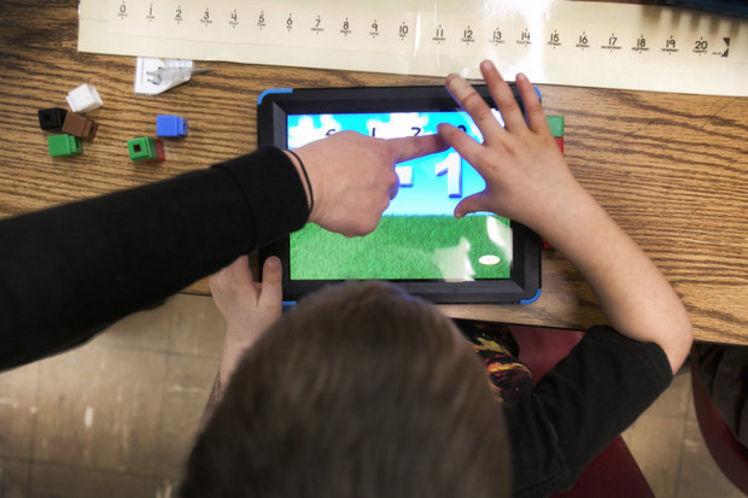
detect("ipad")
[257,85,540,304]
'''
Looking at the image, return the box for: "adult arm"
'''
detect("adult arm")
[0,132,445,371]
[0,148,306,369]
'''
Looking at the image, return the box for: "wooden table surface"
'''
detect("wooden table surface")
[1,2,746,345]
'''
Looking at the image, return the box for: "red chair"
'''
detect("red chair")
[690,350,748,494]
[509,326,654,498]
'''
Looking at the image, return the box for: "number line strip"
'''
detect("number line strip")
[78,0,748,96]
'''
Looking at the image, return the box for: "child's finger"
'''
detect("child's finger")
[444,73,505,145]
[515,73,548,134]
[258,256,283,310]
[437,123,486,172]
[454,192,492,218]
[479,60,527,133]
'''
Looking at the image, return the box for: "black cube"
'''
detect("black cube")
[38,108,68,131]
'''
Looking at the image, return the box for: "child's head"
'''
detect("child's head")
[181,281,510,497]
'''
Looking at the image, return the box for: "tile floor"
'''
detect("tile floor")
[0,295,744,498]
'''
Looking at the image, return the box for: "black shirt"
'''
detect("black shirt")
[0,147,307,369]
[507,326,672,497]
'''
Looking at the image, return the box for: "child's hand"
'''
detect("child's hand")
[438,60,586,237]
[209,255,282,384]
[442,62,692,373]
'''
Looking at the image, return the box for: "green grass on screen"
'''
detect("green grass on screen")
[290,215,512,280]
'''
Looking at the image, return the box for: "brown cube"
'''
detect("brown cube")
[61,112,97,140]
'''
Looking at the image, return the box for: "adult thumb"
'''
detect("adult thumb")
[454,192,490,218]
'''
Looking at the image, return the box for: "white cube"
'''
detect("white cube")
[66,84,103,113]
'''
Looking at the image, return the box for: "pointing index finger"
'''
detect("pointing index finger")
[387,133,448,163]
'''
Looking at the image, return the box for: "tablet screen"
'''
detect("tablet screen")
[287,111,512,282]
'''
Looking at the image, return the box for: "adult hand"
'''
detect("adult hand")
[438,60,585,237]
[209,255,282,385]
[286,131,447,237]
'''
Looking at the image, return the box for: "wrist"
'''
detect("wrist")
[283,149,315,218]
[218,333,250,385]
[224,324,261,349]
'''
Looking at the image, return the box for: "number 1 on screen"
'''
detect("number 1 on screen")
[435,152,463,198]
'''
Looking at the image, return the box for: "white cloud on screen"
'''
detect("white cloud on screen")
[320,114,341,133]
[464,109,505,142]
[486,216,513,263]
[433,237,476,282]
[365,113,430,139]
[287,114,342,148]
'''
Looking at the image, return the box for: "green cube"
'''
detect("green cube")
[47,134,82,157]
[127,136,158,162]
[546,115,564,138]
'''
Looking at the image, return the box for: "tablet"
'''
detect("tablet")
[257,85,540,304]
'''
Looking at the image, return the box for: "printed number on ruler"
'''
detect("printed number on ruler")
[111,1,734,60]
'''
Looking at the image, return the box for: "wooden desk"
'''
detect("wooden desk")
[1,3,746,345]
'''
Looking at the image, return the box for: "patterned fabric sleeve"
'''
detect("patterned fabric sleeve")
[454,319,534,404]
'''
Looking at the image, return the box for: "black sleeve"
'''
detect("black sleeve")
[0,147,308,370]
[505,326,673,498]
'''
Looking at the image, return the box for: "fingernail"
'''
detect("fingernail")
[481,60,494,71]
[517,72,527,82]
[267,256,280,269]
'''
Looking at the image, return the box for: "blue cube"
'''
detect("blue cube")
[156,115,188,138]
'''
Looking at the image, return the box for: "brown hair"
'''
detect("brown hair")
[181,281,510,497]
